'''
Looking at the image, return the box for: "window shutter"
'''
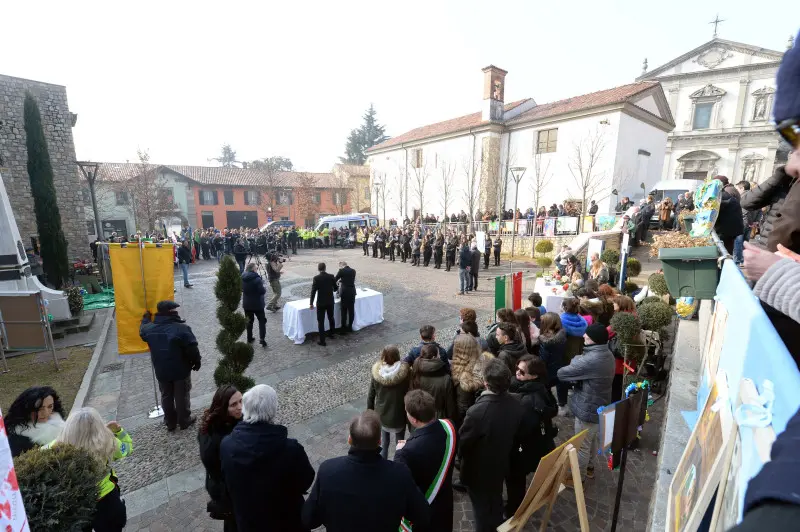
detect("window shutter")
[213,190,219,205]
[198,189,205,205]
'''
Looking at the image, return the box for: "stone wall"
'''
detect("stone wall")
[0,74,87,258]
[507,230,622,261]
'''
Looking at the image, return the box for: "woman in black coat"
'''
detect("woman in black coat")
[199,385,243,532]
[5,386,66,457]
[506,355,557,517]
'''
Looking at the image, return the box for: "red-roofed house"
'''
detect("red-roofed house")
[366,66,675,220]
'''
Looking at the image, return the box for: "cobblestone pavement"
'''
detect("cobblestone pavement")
[82,246,667,531]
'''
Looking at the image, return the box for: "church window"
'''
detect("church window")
[693,103,714,129]
[537,129,558,153]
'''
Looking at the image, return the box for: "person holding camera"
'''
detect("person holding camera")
[266,252,283,313]
[242,263,268,347]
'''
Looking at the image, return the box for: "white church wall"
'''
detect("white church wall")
[614,112,669,203]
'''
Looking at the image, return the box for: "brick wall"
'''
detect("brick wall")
[0,75,87,257]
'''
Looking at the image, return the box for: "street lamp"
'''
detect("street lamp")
[509,166,527,269]
[76,161,102,240]
[374,181,381,226]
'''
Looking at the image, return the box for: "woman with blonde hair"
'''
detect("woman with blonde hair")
[50,407,133,532]
[450,334,493,423]
[588,252,609,285]
[367,345,411,459]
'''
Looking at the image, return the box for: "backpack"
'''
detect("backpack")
[534,387,559,440]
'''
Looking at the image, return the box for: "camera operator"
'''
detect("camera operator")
[266,251,284,312]
[233,238,248,273]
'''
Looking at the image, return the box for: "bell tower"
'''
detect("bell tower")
[482,65,507,122]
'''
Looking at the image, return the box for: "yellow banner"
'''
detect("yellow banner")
[109,244,176,355]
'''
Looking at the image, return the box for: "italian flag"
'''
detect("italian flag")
[494,272,523,312]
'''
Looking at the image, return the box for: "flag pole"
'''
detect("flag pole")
[138,241,164,419]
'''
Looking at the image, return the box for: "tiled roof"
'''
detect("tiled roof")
[95,163,341,189]
[333,163,370,177]
[505,81,662,125]
[367,81,664,152]
[366,99,531,152]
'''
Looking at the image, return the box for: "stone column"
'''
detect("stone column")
[479,134,502,212]
[734,79,750,127]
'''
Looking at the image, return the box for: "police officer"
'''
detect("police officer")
[433,233,444,269]
[484,235,491,269]
[288,226,298,254]
[493,235,503,266]
[140,301,201,431]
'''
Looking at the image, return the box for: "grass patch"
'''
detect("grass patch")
[0,347,93,415]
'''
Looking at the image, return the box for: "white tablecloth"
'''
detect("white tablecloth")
[534,277,568,313]
[282,288,384,344]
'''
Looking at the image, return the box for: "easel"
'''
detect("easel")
[499,430,590,532]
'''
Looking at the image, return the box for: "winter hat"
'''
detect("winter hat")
[774,31,800,123]
[585,323,609,345]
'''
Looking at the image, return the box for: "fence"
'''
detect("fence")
[415,214,625,237]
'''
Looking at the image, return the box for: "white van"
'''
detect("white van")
[314,214,379,244]
[647,179,702,227]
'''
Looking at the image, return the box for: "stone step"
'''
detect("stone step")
[51,313,95,339]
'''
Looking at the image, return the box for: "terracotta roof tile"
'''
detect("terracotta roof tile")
[505,81,662,125]
[367,99,531,152]
[367,81,663,152]
[95,163,341,189]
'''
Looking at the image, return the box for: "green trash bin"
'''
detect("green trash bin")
[658,246,720,299]
[681,215,694,233]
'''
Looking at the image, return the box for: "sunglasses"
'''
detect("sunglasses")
[776,118,800,150]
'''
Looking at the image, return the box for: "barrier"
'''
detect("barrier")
[667,259,800,529]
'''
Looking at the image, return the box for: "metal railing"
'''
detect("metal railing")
[412,214,626,237]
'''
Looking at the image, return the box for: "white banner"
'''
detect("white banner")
[0,407,30,532]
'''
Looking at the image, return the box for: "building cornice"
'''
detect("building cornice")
[639,61,780,84]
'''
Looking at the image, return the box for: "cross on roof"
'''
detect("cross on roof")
[709,14,725,38]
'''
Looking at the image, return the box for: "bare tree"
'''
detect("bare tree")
[294,172,320,226]
[569,127,608,229]
[409,161,430,221]
[529,151,552,256]
[115,149,179,232]
[257,164,287,218]
[438,159,457,220]
[393,165,406,221]
[461,154,480,222]
[376,179,390,226]
[329,170,351,215]
[498,145,518,217]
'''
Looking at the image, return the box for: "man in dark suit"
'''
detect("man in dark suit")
[395,390,456,532]
[334,261,357,334]
[459,359,527,532]
[302,410,430,532]
[469,242,481,291]
[310,262,336,346]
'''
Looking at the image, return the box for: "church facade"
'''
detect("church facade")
[365,66,675,222]
[639,37,788,185]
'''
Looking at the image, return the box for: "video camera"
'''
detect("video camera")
[267,251,287,263]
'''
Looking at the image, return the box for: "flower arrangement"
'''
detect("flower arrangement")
[63,286,86,315]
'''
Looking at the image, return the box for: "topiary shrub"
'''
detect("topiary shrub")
[534,239,554,255]
[626,257,642,277]
[536,256,553,272]
[623,281,639,296]
[214,255,255,391]
[610,311,642,345]
[638,301,673,331]
[600,249,620,266]
[638,296,661,307]
[648,273,669,296]
[15,444,106,531]
[64,286,85,315]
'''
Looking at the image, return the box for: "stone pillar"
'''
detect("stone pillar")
[734,79,750,126]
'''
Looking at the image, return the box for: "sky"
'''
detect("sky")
[3,1,798,172]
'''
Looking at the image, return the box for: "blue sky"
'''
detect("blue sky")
[3,0,797,171]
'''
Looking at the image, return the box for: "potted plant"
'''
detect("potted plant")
[63,285,85,316]
[651,232,719,299]
[638,301,673,332]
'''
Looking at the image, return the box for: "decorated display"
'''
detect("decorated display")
[689,179,722,238]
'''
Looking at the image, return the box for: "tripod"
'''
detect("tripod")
[246,253,269,278]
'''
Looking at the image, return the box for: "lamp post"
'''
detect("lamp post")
[509,166,527,270]
[76,161,102,240]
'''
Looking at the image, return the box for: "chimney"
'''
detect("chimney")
[482,65,507,122]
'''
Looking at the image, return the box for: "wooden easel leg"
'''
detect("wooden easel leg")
[568,447,590,532]
[539,458,569,532]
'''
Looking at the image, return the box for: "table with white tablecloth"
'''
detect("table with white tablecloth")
[533,277,569,313]
[282,288,384,344]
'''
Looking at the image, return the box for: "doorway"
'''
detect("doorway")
[201,211,215,229]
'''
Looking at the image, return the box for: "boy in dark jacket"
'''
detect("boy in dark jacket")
[404,325,449,364]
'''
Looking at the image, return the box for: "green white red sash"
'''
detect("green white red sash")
[399,418,456,532]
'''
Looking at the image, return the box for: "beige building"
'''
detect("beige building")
[639,37,791,184]
[332,164,371,213]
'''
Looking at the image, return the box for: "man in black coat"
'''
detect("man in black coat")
[395,390,456,532]
[483,236,491,269]
[310,262,336,346]
[302,410,430,532]
[445,238,457,271]
[469,243,481,291]
[140,300,201,431]
[221,384,315,532]
[459,359,526,532]
[334,261,357,333]
[242,263,267,347]
[288,227,298,254]
[713,176,745,255]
